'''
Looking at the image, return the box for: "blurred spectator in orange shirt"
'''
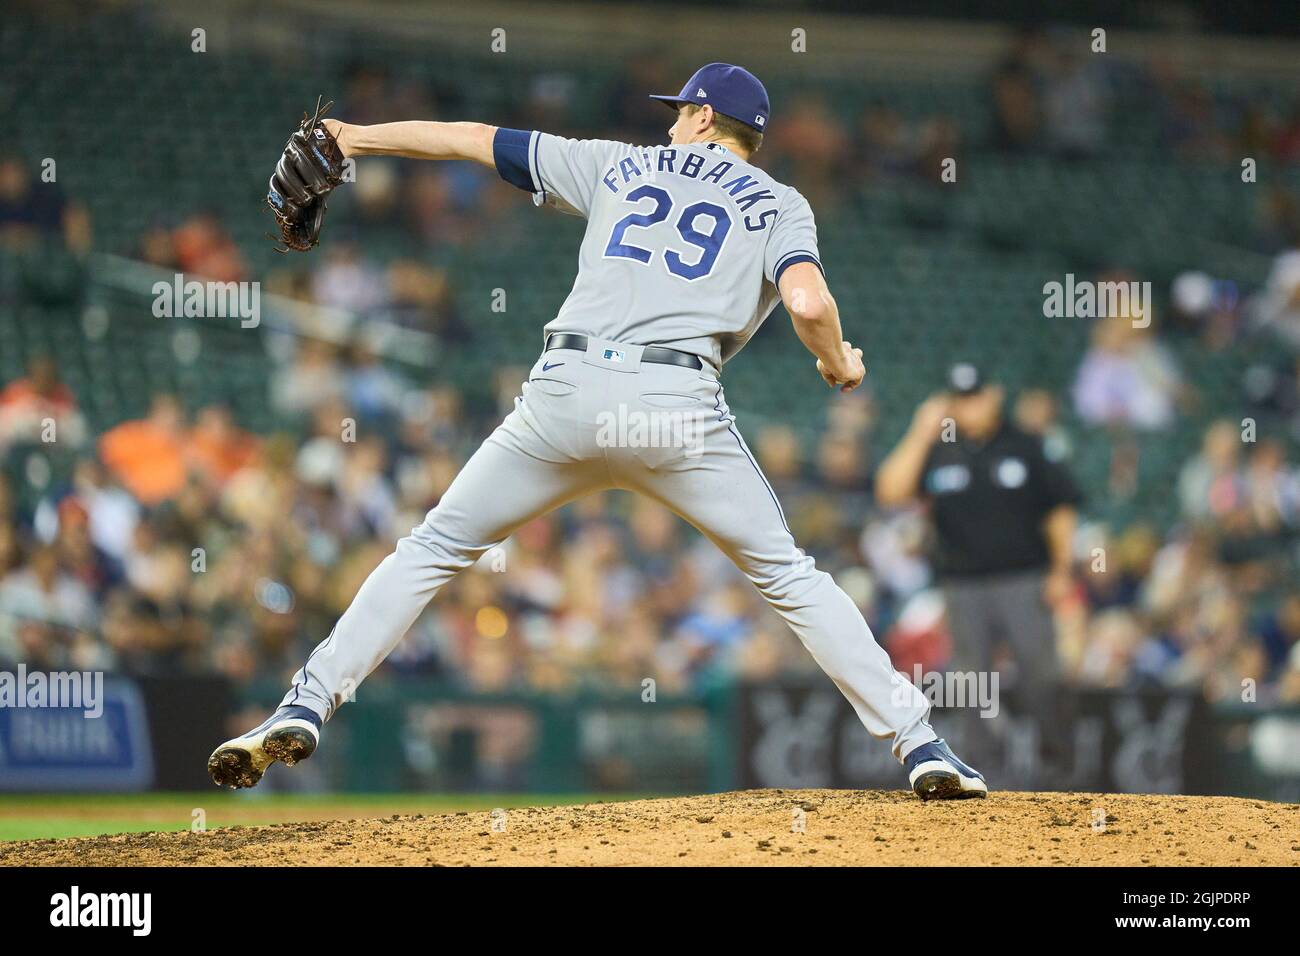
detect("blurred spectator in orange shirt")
[186,405,260,488]
[0,356,87,451]
[172,212,246,283]
[98,394,188,505]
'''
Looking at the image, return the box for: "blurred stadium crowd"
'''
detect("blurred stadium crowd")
[3,19,1300,711]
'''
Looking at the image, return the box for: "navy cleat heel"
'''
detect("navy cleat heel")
[207,705,322,789]
[905,738,989,801]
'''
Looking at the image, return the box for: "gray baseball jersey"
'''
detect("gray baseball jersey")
[493,130,823,367]
[278,129,939,771]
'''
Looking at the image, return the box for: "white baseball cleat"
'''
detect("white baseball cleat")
[905,738,989,800]
[207,705,322,789]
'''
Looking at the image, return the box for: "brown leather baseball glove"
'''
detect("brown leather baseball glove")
[266,97,347,252]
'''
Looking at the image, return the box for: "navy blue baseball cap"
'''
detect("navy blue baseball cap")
[649,62,770,133]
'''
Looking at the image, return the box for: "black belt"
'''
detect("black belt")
[544,333,703,370]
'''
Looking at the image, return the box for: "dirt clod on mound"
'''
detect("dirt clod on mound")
[3,789,1297,866]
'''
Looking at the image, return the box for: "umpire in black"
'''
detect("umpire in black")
[876,363,1081,780]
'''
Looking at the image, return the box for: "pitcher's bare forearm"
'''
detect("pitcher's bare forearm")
[791,298,849,372]
[780,262,848,373]
[778,261,865,393]
[327,120,497,166]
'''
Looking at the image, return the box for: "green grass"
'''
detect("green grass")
[0,792,640,842]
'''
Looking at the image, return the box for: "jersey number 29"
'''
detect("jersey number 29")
[603,185,732,281]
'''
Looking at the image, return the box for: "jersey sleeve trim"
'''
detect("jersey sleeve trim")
[773,250,824,285]
[493,128,540,193]
[529,131,544,201]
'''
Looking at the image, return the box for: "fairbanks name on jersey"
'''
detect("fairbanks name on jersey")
[493,128,823,368]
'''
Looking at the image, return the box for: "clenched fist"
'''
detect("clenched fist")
[817,341,866,393]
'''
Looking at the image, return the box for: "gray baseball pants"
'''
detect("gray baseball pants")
[281,337,937,761]
[943,570,1064,772]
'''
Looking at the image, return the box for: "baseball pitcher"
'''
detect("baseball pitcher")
[212,63,987,800]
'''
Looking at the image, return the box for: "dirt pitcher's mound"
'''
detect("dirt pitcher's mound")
[4,790,1298,866]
